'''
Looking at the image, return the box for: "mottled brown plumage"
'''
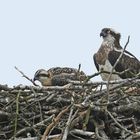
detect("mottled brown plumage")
[94,28,140,81]
[33,67,87,86]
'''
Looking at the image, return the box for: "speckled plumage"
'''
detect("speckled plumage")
[33,67,87,86]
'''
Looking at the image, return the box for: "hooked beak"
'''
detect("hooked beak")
[100,31,107,37]
[33,76,38,82]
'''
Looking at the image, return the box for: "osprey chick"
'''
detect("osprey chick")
[33,67,87,86]
[93,28,140,81]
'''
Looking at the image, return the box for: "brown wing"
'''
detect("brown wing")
[51,75,69,86]
[93,53,99,71]
[47,67,77,74]
[93,42,112,72]
[108,50,140,78]
[47,67,86,77]
[51,73,86,86]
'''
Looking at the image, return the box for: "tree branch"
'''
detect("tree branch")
[15,66,38,86]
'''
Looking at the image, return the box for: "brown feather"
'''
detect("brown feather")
[94,28,140,80]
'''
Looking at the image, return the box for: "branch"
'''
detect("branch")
[106,110,134,135]
[77,64,81,73]
[15,66,38,86]
[61,106,74,140]
[41,106,70,140]
[10,115,55,139]
[13,91,20,139]
[70,129,95,138]
[106,36,130,100]
[92,119,108,140]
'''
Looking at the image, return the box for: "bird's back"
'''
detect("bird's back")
[47,67,86,77]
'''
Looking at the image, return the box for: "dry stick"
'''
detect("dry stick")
[82,78,140,106]
[77,64,81,73]
[92,119,107,140]
[41,106,70,140]
[70,129,95,138]
[83,71,102,84]
[105,36,134,136]
[87,70,130,82]
[13,91,20,140]
[106,36,130,102]
[61,106,74,140]
[10,115,55,140]
[14,66,38,86]
[77,63,84,83]
[70,110,87,129]
[107,110,134,135]
[19,114,41,137]
[31,87,43,123]
[82,70,130,86]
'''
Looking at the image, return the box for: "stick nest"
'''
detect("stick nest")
[0,77,140,140]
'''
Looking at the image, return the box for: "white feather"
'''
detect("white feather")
[99,59,122,81]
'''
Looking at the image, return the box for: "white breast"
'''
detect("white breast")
[99,59,122,81]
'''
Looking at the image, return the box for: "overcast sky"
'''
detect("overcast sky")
[0,0,140,86]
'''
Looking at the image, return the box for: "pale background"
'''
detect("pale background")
[0,0,139,86]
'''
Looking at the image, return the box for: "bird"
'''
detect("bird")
[33,67,87,86]
[93,28,140,81]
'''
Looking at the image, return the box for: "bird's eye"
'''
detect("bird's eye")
[106,29,110,33]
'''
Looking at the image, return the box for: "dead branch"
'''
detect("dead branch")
[15,66,38,86]
[106,110,134,135]
[61,105,74,140]
[41,106,70,140]
[106,36,130,101]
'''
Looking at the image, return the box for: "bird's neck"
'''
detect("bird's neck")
[103,35,121,50]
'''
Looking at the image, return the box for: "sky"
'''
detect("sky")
[0,0,140,86]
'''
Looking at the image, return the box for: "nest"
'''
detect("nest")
[0,76,140,140]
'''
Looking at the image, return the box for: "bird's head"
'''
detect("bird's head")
[100,28,121,41]
[33,69,52,86]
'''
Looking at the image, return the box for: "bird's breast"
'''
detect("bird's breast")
[99,59,122,81]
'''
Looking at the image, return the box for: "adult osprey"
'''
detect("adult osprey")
[93,28,140,81]
[33,67,87,86]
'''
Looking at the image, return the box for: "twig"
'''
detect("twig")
[70,129,95,138]
[70,110,87,130]
[77,64,81,73]
[83,69,130,85]
[106,36,130,101]
[83,106,91,130]
[13,91,20,140]
[10,115,55,139]
[82,77,140,106]
[106,109,134,135]
[61,105,74,140]
[15,66,38,86]
[132,117,137,133]
[41,106,70,140]
[92,119,108,140]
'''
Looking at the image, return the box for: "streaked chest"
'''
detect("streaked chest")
[95,41,114,65]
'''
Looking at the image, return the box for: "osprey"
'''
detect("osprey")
[93,28,140,81]
[33,67,87,86]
